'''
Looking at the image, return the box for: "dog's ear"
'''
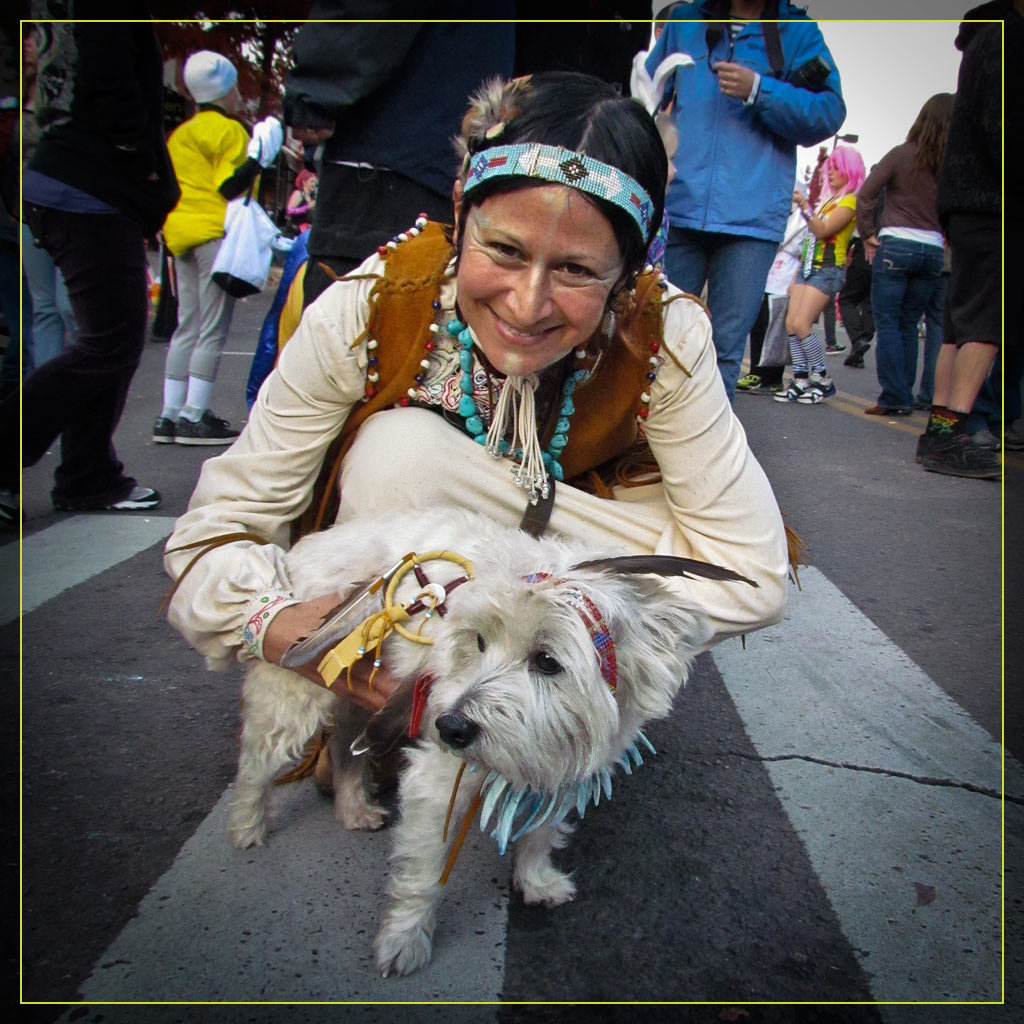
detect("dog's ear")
[566,569,712,727]
[570,554,758,589]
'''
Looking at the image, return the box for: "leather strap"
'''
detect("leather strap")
[518,476,555,538]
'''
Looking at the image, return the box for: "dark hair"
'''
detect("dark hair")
[456,72,668,292]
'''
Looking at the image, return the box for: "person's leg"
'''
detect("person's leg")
[784,275,840,402]
[180,238,236,421]
[738,293,769,390]
[0,240,26,392]
[839,286,872,366]
[1002,216,1023,443]
[22,221,71,370]
[891,245,942,411]
[156,246,200,443]
[822,295,844,352]
[946,342,1000,412]
[753,295,788,389]
[7,206,150,504]
[869,236,912,410]
[921,214,1000,478]
[917,269,947,407]
[664,226,710,298]
[703,234,778,400]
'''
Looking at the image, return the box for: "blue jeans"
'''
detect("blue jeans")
[665,228,778,401]
[916,271,947,405]
[22,221,77,371]
[870,237,944,411]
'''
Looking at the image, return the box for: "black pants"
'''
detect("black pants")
[0,206,148,504]
[837,292,875,346]
[748,295,785,386]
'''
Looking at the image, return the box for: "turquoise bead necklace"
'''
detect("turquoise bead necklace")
[445,317,587,502]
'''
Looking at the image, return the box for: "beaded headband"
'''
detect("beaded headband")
[521,572,618,693]
[464,142,655,239]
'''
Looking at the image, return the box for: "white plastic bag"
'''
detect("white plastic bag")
[212,195,280,297]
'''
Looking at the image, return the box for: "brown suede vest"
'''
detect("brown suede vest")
[297,222,663,536]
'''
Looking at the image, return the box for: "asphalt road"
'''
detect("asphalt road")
[5,264,1021,1022]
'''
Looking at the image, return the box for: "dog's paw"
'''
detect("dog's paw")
[373,922,433,977]
[334,787,389,831]
[514,863,577,907]
[228,817,267,850]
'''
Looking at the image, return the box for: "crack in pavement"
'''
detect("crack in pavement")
[709,750,1022,805]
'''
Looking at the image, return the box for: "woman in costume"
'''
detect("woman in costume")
[163,73,789,709]
[775,145,866,406]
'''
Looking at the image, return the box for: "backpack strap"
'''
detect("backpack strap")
[761,17,785,78]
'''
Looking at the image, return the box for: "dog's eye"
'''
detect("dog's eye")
[476,633,487,653]
[531,650,563,676]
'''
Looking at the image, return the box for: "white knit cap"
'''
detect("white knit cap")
[183,51,237,104]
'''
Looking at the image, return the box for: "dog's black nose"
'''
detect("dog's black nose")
[435,711,479,749]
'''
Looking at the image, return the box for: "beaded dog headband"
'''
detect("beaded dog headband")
[521,571,618,693]
[463,142,655,240]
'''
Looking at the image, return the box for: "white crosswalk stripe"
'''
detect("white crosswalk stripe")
[2,515,176,626]
[713,567,1014,1005]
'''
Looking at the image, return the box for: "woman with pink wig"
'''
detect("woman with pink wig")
[775,145,866,405]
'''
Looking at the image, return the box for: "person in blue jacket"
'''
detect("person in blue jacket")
[646,0,845,400]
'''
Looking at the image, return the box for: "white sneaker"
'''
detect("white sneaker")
[773,378,810,403]
[797,373,837,404]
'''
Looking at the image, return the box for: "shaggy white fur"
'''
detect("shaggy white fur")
[228,506,711,976]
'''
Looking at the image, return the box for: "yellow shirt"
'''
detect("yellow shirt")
[804,192,857,269]
[162,109,250,256]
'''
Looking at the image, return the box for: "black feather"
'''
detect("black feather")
[569,555,758,588]
[349,675,418,758]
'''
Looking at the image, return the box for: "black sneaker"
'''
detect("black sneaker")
[153,416,176,443]
[54,485,161,511]
[843,341,870,367]
[825,343,848,355]
[922,434,1001,479]
[174,411,240,446]
[915,432,935,464]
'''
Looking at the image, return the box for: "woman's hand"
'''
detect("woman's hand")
[261,595,399,712]
[864,235,880,263]
[713,61,757,101]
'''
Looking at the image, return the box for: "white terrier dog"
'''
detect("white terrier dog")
[228,506,748,976]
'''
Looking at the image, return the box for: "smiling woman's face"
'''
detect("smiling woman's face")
[455,185,624,378]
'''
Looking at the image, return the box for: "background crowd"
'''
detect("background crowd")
[0,0,1019,532]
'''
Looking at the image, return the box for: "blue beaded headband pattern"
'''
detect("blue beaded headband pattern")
[464,143,655,239]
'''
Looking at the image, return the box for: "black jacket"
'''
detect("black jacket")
[28,10,179,236]
[937,3,1022,224]
[284,2,515,199]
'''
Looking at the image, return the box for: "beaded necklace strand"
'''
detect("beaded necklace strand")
[439,316,587,504]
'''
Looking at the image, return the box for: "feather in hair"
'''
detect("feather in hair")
[454,75,531,164]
